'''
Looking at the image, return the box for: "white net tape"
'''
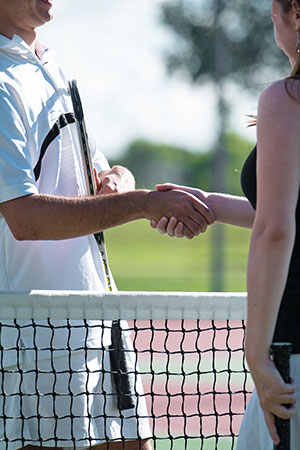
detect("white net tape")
[0,290,247,320]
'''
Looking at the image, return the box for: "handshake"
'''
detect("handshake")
[148,183,215,240]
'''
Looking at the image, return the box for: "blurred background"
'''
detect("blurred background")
[39,0,289,292]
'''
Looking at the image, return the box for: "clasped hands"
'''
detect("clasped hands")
[150,183,215,239]
[94,170,215,239]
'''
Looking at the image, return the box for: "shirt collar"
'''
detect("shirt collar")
[0,33,52,62]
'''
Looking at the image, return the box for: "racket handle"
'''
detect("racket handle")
[109,320,137,411]
[271,342,292,450]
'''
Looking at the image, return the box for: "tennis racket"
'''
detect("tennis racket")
[69,79,136,410]
[68,79,112,292]
[271,342,292,450]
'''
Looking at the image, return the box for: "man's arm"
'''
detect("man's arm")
[0,86,213,240]
[0,187,215,241]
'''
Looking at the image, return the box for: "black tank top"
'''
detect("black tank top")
[241,146,300,354]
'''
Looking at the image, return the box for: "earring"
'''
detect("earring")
[297,31,300,53]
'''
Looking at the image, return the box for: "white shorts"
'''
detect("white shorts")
[0,334,151,449]
[236,354,300,450]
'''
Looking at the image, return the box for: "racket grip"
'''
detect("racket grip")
[109,320,137,411]
[271,342,292,450]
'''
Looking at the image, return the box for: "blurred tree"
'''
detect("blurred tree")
[111,138,211,190]
[160,0,288,291]
[161,0,288,88]
[110,132,253,194]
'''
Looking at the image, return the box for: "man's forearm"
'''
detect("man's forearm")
[0,191,149,241]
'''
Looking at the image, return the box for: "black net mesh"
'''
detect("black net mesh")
[0,318,253,449]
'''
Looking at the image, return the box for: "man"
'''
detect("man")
[0,1,214,449]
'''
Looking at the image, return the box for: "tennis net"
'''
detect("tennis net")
[0,290,252,449]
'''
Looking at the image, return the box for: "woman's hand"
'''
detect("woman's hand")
[150,216,185,237]
[156,183,210,204]
[247,356,297,445]
[150,183,214,237]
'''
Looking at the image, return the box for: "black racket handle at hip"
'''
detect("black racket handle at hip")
[271,342,293,450]
[109,320,137,411]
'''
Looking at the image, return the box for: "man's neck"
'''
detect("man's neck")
[0,23,36,51]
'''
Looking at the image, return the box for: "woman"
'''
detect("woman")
[151,1,300,448]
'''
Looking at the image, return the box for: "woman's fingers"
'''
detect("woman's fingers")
[150,219,158,229]
[181,225,195,239]
[166,216,179,237]
[263,391,297,446]
[151,214,208,238]
[264,412,279,446]
[272,402,297,419]
[277,391,297,405]
[185,217,205,236]
[264,405,296,447]
[156,217,169,234]
[156,217,186,238]
[261,381,297,406]
[152,215,198,238]
[174,221,184,238]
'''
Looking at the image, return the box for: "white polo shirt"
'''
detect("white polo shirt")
[0,34,116,364]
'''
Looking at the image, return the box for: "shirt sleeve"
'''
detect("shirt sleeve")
[0,84,38,206]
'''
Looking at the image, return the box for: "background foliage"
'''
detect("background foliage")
[110,132,253,195]
[160,0,289,88]
[107,131,253,292]
[106,0,289,293]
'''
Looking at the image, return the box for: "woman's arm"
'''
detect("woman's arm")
[152,184,255,235]
[205,192,255,228]
[246,80,300,444]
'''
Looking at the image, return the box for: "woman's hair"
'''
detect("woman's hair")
[275,0,300,78]
[277,0,294,13]
[247,0,300,125]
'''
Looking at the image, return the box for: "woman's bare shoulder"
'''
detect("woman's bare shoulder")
[259,79,300,112]
[256,78,300,160]
[257,79,300,133]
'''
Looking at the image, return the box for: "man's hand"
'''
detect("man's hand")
[149,183,215,238]
[97,165,135,195]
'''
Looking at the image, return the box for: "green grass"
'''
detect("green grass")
[105,220,251,292]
